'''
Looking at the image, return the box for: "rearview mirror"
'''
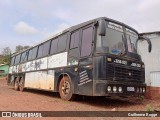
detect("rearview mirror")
[98,19,106,36]
[138,36,152,53]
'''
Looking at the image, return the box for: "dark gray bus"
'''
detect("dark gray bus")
[7,17,151,101]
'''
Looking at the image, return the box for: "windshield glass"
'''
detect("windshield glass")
[96,22,125,55]
[126,28,138,53]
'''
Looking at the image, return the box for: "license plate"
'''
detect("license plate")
[127,87,135,91]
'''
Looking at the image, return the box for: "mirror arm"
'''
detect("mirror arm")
[138,36,152,53]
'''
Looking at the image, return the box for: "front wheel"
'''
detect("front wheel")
[59,76,75,101]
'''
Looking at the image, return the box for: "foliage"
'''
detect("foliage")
[0,47,11,64]
[15,45,30,53]
[146,104,153,112]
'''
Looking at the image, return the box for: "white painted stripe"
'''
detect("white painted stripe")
[9,52,68,74]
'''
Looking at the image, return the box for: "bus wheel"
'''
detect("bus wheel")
[59,76,75,101]
[19,77,25,92]
[14,78,19,91]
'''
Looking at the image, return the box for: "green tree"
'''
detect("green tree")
[0,47,11,64]
[15,45,30,53]
[15,45,24,53]
[23,45,30,50]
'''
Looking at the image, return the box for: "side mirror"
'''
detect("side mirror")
[138,36,152,53]
[98,19,106,36]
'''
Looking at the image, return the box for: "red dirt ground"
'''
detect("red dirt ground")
[0,77,159,120]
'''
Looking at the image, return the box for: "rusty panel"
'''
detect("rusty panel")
[24,71,55,91]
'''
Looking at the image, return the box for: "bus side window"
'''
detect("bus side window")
[15,54,21,65]
[50,38,58,55]
[57,34,67,53]
[81,27,93,57]
[43,40,50,56]
[70,30,79,49]
[32,46,38,60]
[11,57,15,66]
[69,30,80,58]
[20,51,28,63]
[28,49,33,61]
[37,44,43,58]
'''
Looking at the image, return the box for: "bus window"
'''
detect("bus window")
[50,38,58,55]
[81,27,93,57]
[20,51,28,63]
[43,40,50,56]
[70,31,80,49]
[57,34,67,53]
[15,54,21,65]
[11,57,15,66]
[28,49,33,60]
[32,47,38,60]
[37,44,43,58]
[69,31,80,58]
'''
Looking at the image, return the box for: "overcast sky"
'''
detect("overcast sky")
[0,0,160,52]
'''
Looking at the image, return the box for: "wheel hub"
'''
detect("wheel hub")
[62,81,70,95]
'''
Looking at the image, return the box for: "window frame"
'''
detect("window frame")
[80,26,94,58]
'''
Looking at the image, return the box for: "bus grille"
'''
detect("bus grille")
[106,64,144,82]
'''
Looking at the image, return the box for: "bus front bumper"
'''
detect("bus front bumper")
[93,80,146,97]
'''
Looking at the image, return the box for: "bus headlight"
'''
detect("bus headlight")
[118,87,122,92]
[107,86,111,92]
[140,88,142,93]
[137,88,139,93]
[143,88,146,93]
[113,86,117,92]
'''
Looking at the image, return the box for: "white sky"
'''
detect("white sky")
[0,0,160,52]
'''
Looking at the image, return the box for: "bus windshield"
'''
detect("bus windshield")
[96,22,125,55]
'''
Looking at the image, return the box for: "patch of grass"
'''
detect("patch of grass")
[146,104,153,112]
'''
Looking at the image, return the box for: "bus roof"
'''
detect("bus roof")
[11,17,138,57]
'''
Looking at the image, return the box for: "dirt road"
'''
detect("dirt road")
[0,77,159,119]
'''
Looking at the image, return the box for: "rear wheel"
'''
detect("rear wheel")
[14,77,19,91]
[19,77,25,92]
[59,76,75,101]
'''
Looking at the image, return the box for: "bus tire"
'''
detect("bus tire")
[59,76,75,101]
[14,77,19,91]
[19,77,25,92]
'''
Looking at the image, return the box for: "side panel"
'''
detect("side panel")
[48,52,67,68]
[25,70,55,90]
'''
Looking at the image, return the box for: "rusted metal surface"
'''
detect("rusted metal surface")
[25,71,55,90]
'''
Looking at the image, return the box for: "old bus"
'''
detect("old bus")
[7,17,151,101]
